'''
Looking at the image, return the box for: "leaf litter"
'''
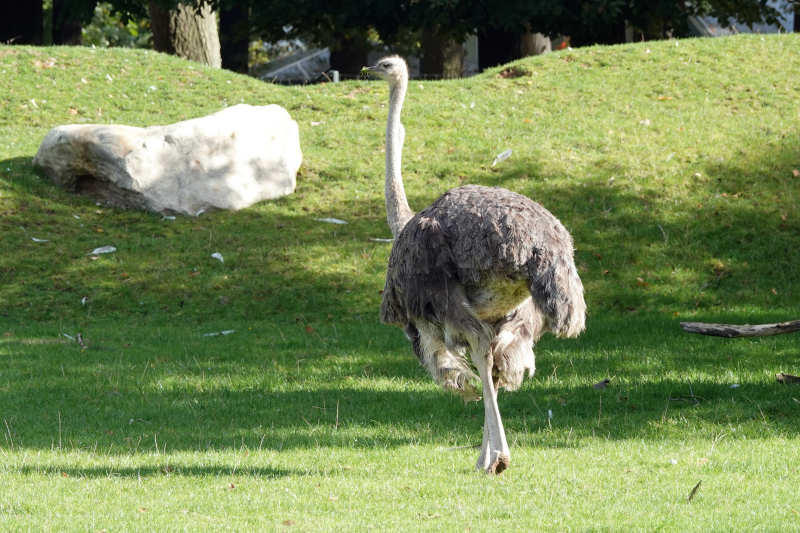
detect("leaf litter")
[314,217,348,225]
[491,149,512,167]
[88,245,116,255]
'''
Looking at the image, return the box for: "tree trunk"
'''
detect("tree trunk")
[219,2,249,73]
[52,0,84,45]
[149,1,172,53]
[1,1,43,44]
[422,26,464,79]
[329,32,371,77]
[477,27,519,71]
[794,3,799,32]
[149,1,221,68]
[520,30,551,56]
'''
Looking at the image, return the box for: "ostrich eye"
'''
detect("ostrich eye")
[381,62,390,69]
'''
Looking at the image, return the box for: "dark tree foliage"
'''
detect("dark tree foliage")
[106,0,219,21]
[19,0,790,75]
[460,0,785,45]
[246,1,399,74]
[1,2,43,44]
[104,0,385,72]
[400,0,786,70]
[238,0,786,72]
[1,0,101,45]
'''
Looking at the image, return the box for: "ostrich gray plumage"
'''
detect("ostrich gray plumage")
[366,56,586,474]
[381,184,585,389]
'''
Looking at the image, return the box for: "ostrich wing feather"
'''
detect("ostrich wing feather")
[381,185,584,337]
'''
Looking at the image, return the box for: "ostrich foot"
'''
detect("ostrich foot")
[476,449,510,474]
[476,427,509,474]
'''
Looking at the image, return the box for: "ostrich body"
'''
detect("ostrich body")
[366,56,586,474]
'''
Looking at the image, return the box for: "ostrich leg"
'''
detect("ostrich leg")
[473,351,510,474]
[477,407,491,470]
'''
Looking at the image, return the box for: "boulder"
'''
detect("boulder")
[33,104,302,215]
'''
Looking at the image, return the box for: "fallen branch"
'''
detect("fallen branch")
[679,319,800,338]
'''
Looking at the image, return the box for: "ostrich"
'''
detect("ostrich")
[365,56,586,474]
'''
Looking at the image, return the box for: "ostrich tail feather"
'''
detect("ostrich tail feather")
[530,256,586,338]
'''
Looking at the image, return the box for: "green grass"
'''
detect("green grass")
[1,35,799,531]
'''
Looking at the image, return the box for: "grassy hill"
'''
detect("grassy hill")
[0,35,799,531]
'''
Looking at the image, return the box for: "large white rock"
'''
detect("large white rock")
[33,104,302,215]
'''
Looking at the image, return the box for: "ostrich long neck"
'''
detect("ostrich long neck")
[385,78,414,238]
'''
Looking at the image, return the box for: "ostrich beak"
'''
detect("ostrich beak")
[361,64,380,80]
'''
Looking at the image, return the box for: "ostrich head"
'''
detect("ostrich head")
[363,56,408,86]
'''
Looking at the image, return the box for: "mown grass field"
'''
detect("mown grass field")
[1,34,799,531]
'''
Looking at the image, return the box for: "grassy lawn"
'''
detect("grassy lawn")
[1,34,799,531]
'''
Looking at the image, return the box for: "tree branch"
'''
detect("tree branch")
[679,320,800,338]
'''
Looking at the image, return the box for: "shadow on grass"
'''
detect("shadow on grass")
[2,132,799,324]
[2,314,798,454]
[471,137,800,315]
[0,155,392,323]
[1,133,799,457]
[14,464,295,479]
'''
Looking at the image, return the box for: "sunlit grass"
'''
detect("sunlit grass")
[1,35,799,530]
